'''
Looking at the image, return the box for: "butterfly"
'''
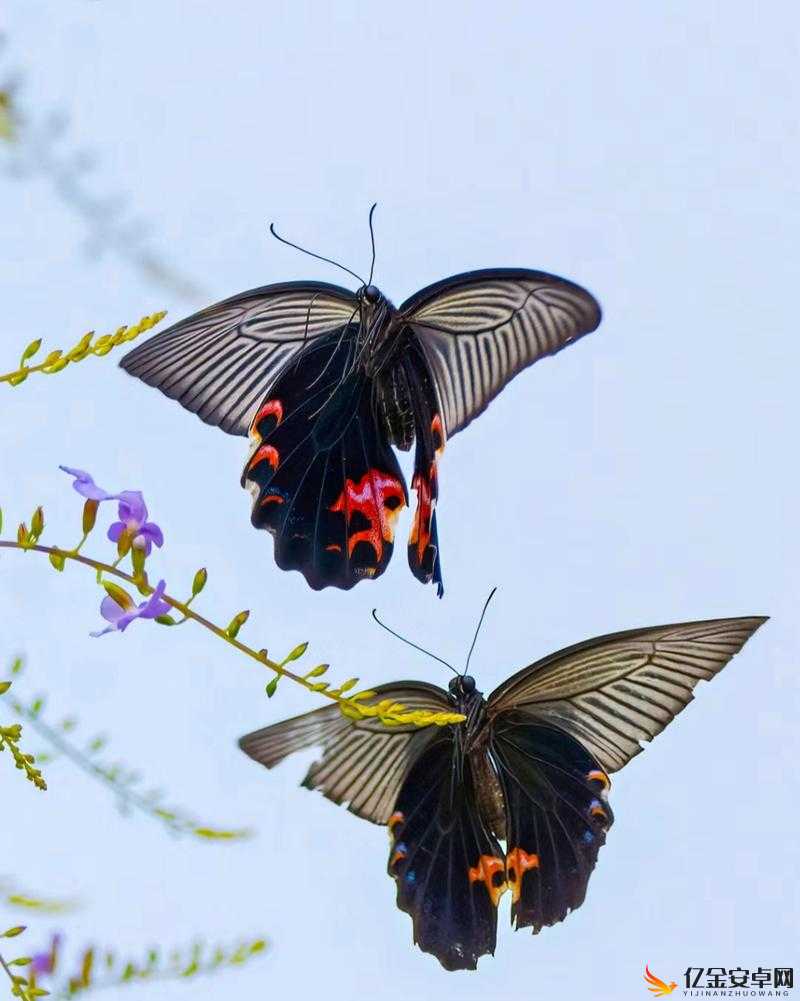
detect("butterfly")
[238,614,766,970]
[119,209,601,595]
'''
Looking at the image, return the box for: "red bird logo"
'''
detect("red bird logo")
[644,965,678,996]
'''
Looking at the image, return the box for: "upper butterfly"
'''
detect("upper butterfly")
[119,222,600,594]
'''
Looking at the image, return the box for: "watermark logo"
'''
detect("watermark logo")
[643,967,795,997]
[644,966,678,996]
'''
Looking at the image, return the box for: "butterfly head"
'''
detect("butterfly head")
[449,674,476,697]
[360,284,381,305]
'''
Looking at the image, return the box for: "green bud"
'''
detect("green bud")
[225,610,249,639]
[49,550,66,571]
[82,499,99,534]
[337,677,359,694]
[21,338,41,363]
[30,506,44,538]
[283,641,308,663]
[1,926,26,938]
[116,531,132,558]
[191,567,208,595]
[102,581,134,610]
[0,681,10,695]
[265,676,279,698]
[155,614,176,626]
[131,545,146,576]
[304,663,329,679]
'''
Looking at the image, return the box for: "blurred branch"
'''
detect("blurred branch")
[0,37,204,303]
[2,658,252,842]
[0,678,46,792]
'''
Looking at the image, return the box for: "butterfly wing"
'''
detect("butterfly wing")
[487,616,767,772]
[119,281,358,435]
[243,327,408,590]
[238,681,451,824]
[388,735,505,970]
[484,617,766,933]
[489,711,612,932]
[401,268,601,437]
[393,339,446,594]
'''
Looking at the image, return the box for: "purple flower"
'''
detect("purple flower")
[31,933,61,977]
[107,491,164,555]
[60,465,164,553]
[91,580,171,637]
[59,466,117,502]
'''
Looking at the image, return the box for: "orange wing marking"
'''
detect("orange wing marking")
[250,398,284,436]
[468,855,507,907]
[505,847,540,903]
[247,444,280,472]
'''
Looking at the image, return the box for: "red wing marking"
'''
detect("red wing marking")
[250,398,284,436]
[467,854,507,907]
[247,444,280,472]
[431,413,446,457]
[330,470,406,561]
[505,847,540,903]
[259,494,284,506]
[409,465,438,561]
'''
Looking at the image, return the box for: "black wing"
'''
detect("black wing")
[489,711,612,932]
[389,734,505,971]
[394,338,446,594]
[401,268,601,437]
[120,282,358,435]
[238,682,450,824]
[482,617,765,935]
[242,326,408,590]
[487,617,767,772]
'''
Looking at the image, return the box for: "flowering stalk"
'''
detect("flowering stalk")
[2,660,251,841]
[0,679,45,791]
[1,313,167,388]
[1,926,43,1001]
[0,475,464,729]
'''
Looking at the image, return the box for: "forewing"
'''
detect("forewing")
[490,711,613,933]
[120,281,358,435]
[389,738,505,971]
[401,268,601,436]
[243,328,408,590]
[488,617,767,773]
[238,682,451,825]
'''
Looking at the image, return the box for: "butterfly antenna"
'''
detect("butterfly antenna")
[269,222,366,286]
[366,202,378,286]
[371,609,459,676]
[464,587,498,675]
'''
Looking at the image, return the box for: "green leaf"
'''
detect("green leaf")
[265,676,279,698]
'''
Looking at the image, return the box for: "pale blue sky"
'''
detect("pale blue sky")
[1,2,798,999]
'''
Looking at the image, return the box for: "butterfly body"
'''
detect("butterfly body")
[121,267,602,593]
[239,616,766,970]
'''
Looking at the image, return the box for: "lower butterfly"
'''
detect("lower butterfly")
[119,210,601,595]
[239,615,766,970]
